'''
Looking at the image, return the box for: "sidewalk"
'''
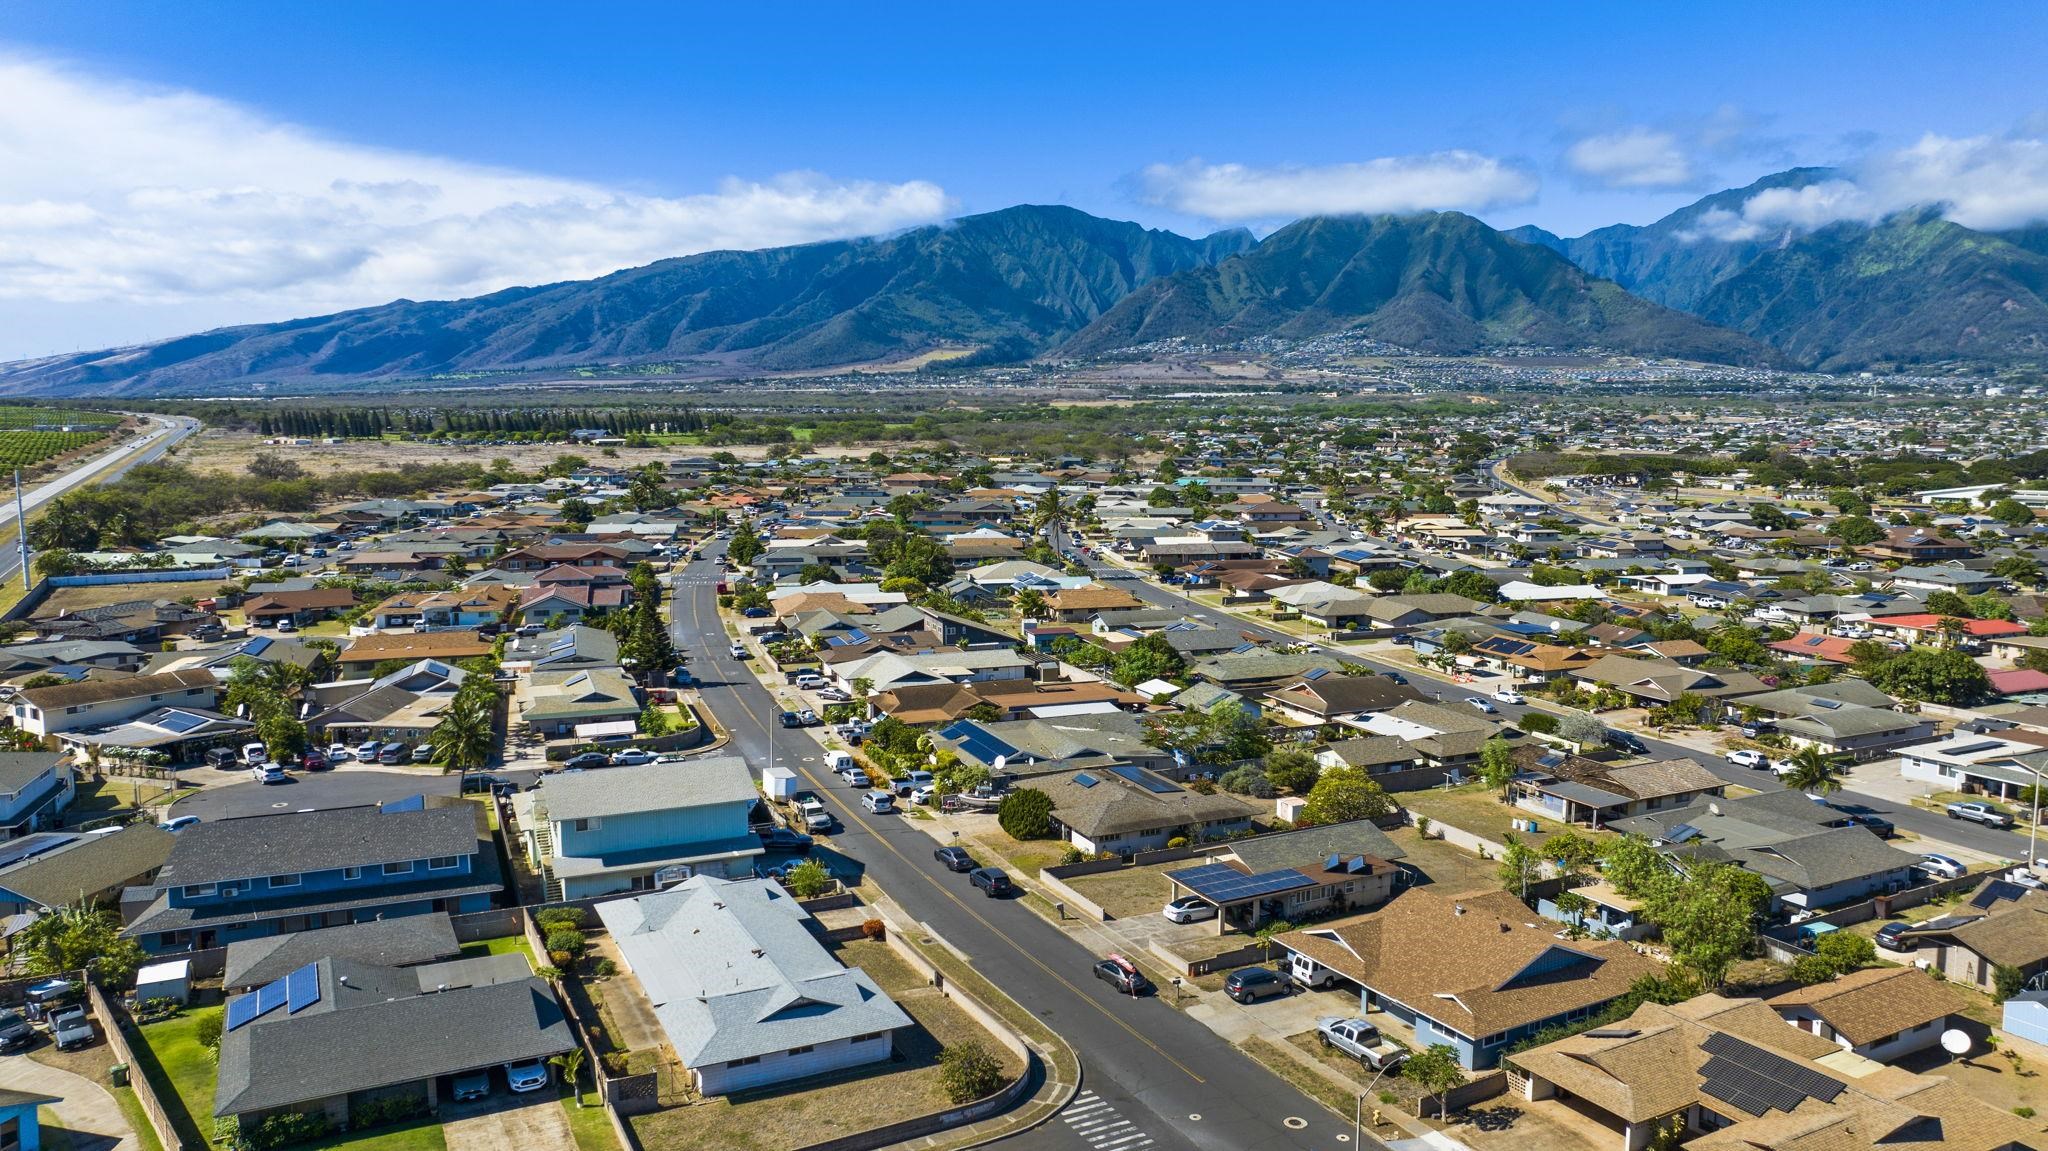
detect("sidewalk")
[1,1051,139,1151]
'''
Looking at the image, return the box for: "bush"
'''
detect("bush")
[1166,836,1188,849]
[536,907,588,931]
[350,1094,429,1128]
[783,859,834,898]
[196,1011,223,1053]
[591,957,617,978]
[235,1110,332,1150]
[1058,845,1087,866]
[938,1040,1006,1103]
[549,950,574,969]
[601,1051,630,1077]
[1218,767,1275,798]
[998,788,1055,840]
[1517,711,1558,735]
[859,918,887,940]
[545,927,587,957]
[1187,777,1217,794]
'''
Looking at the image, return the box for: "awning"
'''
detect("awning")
[572,719,637,739]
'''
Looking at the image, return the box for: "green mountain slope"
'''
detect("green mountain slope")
[1694,210,2048,370]
[1062,212,1779,364]
[0,206,1255,395]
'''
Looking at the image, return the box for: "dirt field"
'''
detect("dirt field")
[1382,825,1504,896]
[1063,862,1187,920]
[173,429,883,480]
[34,578,229,617]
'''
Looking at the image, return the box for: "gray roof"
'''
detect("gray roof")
[538,757,755,823]
[0,754,64,796]
[0,824,171,910]
[155,805,480,888]
[215,958,569,1116]
[222,913,460,989]
[597,876,912,1068]
[1230,820,1406,874]
[1608,791,1922,893]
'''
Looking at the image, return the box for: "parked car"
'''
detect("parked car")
[757,827,814,852]
[451,1071,491,1102]
[1315,1017,1406,1071]
[1093,955,1151,996]
[1874,921,1919,951]
[741,606,773,618]
[1852,813,1895,838]
[969,867,1014,897]
[844,768,872,788]
[205,747,241,770]
[504,1060,550,1093]
[299,749,328,771]
[0,1008,36,1052]
[325,743,354,762]
[1223,967,1291,1004]
[1162,895,1217,924]
[861,790,896,814]
[729,642,750,659]
[562,752,611,771]
[934,846,975,872]
[894,770,935,797]
[355,740,384,761]
[242,741,268,765]
[794,709,819,726]
[405,744,432,763]
[815,688,851,703]
[1463,696,1498,714]
[377,745,407,765]
[49,1007,93,1051]
[610,748,657,766]
[793,673,826,690]
[250,763,288,785]
[1604,730,1650,756]
[778,711,803,729]
[157,815,202,833]
[909,784,936,806]
[461,774,515,796]
[803,809,834,833]
[1916,854,1967,880]
[1492,687,1525,705]
[1726,749,1767,769]
[1946,801,2015,828]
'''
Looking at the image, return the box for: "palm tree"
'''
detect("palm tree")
[551,1047,588,1106]
[430,695,496,772]
[1781,746,1848,796]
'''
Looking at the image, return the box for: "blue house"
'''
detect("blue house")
[513,757,761,900]
[124,803,499,953]
[0,1087,60,1151]
[2006,989,2048,1048]
[1279,888,1662,1069]
[0,755,73,840]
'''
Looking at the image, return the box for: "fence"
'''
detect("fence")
[1422,1070,1508,1118]
[89,979,188,1151]
[1,579,50,622]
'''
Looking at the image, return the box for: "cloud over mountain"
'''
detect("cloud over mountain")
[1138,152,1537,222]
[1564,128,1697,190]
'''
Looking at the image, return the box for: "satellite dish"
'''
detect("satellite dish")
[1940,1029,1971,1056]
[992,755,1008,773]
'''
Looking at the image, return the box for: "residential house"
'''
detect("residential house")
[1043,585,1145,623]
[1357,700,1503,773]
[518,667,640,739]
[241,588,358,628]
[125,803,500,952]
[1570,654,1771,705]
[1187,651,1350,698]
[0,754,73,839]
[367,586,520,632]
[1021,764,1257,854]
[1864,527,1977,562]
[1508,747,1726,828]
[1736,684,1936,759]
[512,758,761,900]
[1894,886,2048,995]
[598,876,912,1095]
[10,669,220,738]
[1279,888,1661,1069]
[1163,821,1408,935]
[1768,966,1965,1062]
[1264,671,1426,728]
[335,631,492,677]
[0,824,171,917]
[1314,736,1431,790]
[222,914,462,991]
[311,659,470,747]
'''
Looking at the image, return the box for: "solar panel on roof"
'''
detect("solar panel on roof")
[241,636,272,656]
[1107,764,1181,794]
[381,794,425,814]
[157,711,207,733]
[1942,741,2005,757]
[1810,697,1842,710]
[1304,667,1329,681]
[224,993,262,1033]
[1073,773,1099,788]
[1699,1033,1844,1115]
[285,962,321,1013]
[1972,880,2030,910]
[254,978,288,1016]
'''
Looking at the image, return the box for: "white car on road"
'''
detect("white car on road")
[1492,687,1525,705]
[1726,749,1767,769]
[1464,696,1498,714]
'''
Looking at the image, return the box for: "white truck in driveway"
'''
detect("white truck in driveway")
[1315,1017,1405,1071]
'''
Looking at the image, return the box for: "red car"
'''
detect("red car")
[299,749,329,771]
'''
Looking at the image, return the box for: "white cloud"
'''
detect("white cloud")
[0,53,951,350]
[1138,152,1537,221]
[1681,132,2048,242]
[1563,128,1696,190]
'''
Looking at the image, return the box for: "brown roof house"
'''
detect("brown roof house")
[1043,584,1145,623]
[1896,886,2048,996]
[1507,746,1726,828]
[1511,994,2036,1151]
[1768,966,1966,1063]
[1264,670,1427,727]
[1279,888,1661,1069]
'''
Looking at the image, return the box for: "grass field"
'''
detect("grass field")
[35,578,228,617]
[458,935,538,965]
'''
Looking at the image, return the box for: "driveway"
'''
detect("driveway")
[441,1088,574,1151]
[4,1052,138,1151]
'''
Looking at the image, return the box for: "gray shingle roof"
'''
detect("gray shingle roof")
[222,913,460,989]
[155,805,480,888]
[0,824,171,909]
[1230,820,1406,873]
[0,753,65,795]
[598,876,911,1068]
[537,757,755,823]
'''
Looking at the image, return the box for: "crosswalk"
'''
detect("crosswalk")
[1060,1089,1153,1150]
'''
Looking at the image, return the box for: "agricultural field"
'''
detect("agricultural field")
[0,429,114,470]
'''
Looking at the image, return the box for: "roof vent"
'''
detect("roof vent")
[1708,803,1721,816]
[1501,923,1513,933]
[1454,904,1465,916]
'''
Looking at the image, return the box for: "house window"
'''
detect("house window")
[573,818,602,832]
[428,856,460,870]
[271,873,301,889]
[850,1032,884,1043]
[383,861,415,875]
[727,1056,761,1067]
[343,867,362,881]
[787,1044,814,1056]
[182,884,216,898]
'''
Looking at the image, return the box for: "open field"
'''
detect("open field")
[1381,825,1505,895]
[175,429,885,480]
[34,578,229,617]
[1401,782,1612,853]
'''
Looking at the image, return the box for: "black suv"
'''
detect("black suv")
[1223,967,1291,1004]
[757,827,815,852]
[1093,957,1151,996]
[968,867,1013,897]
[0,1008,33,1052]
[1603,730,1649,756]
[934,846,975,872]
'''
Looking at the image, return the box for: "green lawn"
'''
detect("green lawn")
[557,1081,618,1151]
[459,935,537,966]
[136,1006,448,1151]
[110,1084,167,1151]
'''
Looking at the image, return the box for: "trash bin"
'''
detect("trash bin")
[109,1063,128,1087]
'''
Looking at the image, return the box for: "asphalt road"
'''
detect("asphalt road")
[1044,524,2031,863]
[672,544,1389,1151]
[0,414,199,584]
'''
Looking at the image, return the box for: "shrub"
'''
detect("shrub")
[783,859,834,898]
[2017,1107,2037,1119]
[1517,711,1558,735]
[859,918,887,941]
[601,1051,630,1077]
[236,1110,332,1150]
[1187,777,1217,794]
[536,907,588,931]
[196,1011,223,1054]
[938,1040,1006,1103]
[1218,767,1275,798]
[549,950,574,969]
[591,957,617,979]
[1058,845,1086,866]
[545,927,588,956]
[1166,836,1188,849]
[998,787,1055,840]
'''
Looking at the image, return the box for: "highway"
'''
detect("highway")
[671,543,1390,1151]
[0,414,199,584]
[1043,523,2032,863]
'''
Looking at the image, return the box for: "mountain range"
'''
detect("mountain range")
[8,169,2048,394]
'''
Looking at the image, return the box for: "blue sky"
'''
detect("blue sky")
[3,1,2046,358]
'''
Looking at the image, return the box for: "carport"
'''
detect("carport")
[1163,862,1314,936]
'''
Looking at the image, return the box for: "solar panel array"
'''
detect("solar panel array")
[285,962,321,1014]
[224,992,263,1032]
[1698,1033,1844,1117]
[241,636,272,657]
[941,721,1021,766]
[1667,824,1703,844]
[157,710,208,733]
[1972,879,2031,910]
[382,794,426,814]
[1167,862,1314,904]
[1073,772,1099,788]
[1107,764,1181,794]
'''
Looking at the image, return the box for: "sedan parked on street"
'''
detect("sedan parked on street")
[934,846,976,872]
[1464,696,1498,715]
[1093,955,1151,996]
[1916,854,1966,880]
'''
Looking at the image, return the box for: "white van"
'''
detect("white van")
[823,750,856,775]
[241,742,268,765]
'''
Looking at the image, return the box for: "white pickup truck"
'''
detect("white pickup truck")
[1316,1017,1405,1072]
